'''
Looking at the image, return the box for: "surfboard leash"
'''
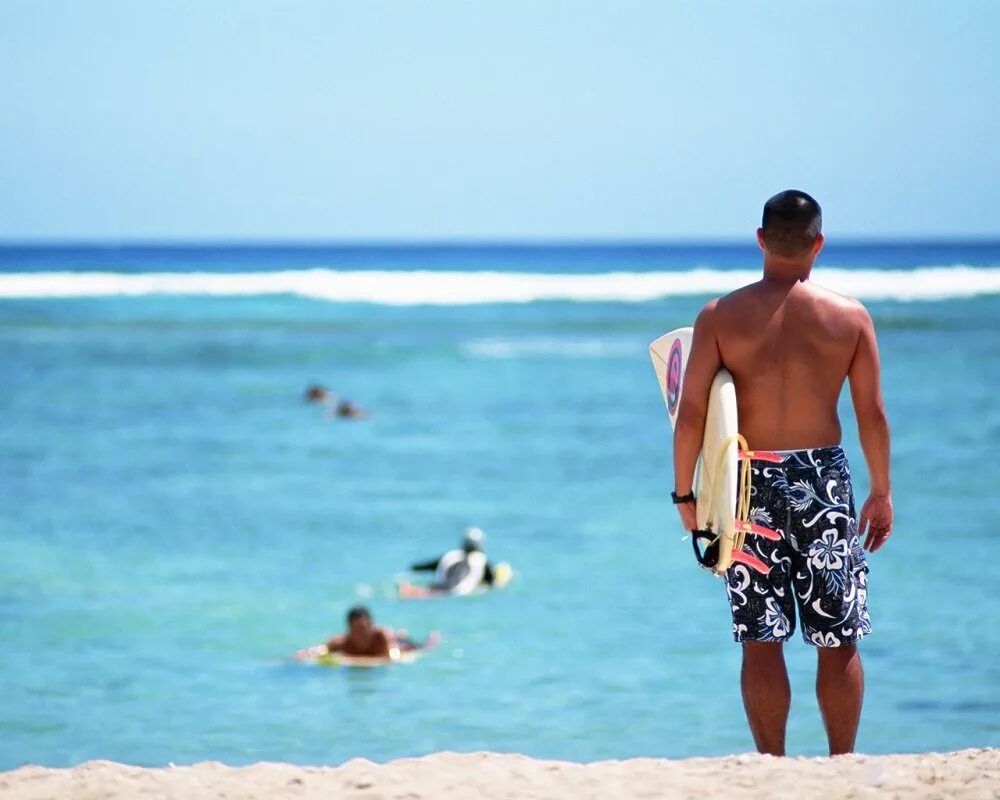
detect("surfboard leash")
[692,434,780,576]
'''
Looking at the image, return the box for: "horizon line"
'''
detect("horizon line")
[1,235,999,250]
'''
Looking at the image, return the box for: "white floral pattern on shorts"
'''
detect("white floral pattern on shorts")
[724,446,872,646]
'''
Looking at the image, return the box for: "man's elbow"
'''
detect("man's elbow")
[857,406,890,435]
[674,406,705,438]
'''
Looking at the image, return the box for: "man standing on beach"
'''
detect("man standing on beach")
[672,190,893,756]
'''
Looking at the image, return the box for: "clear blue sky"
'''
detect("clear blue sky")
[1,1,998,241]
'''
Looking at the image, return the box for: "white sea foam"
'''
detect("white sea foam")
[0,266,998,304]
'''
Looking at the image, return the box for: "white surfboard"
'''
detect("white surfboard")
[649,327,739,573]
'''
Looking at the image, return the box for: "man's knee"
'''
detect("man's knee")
[742,641,785,664]
[817,641,858,657]
[816,641,861,668]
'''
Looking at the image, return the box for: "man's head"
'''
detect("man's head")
[346,606,373,636]
[758,190,823,259]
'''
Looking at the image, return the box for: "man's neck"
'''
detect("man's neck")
[762,255,813,283]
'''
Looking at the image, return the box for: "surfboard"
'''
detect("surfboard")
[397,562,514,600]
[491,561,514,588]
[309,647,427,668]
[649,327,740,574]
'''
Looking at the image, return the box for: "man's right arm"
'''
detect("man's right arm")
[410,557,440,572]
[293,634,341,661]
[848,304,893,552]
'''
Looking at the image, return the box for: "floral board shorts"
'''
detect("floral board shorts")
[724,446,872,647]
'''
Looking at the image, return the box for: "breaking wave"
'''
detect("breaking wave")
[1,266,998,304]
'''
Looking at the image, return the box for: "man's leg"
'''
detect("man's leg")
[816,643,864,755]
[741,641,791,756]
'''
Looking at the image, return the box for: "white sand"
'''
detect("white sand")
[1,749,996,799]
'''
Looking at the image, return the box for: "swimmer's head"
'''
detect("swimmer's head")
[305,384,329,403]
[462,527,486,553]
[346,605,373,635]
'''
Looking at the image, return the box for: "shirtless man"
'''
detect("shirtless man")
[672,190,893,757]
[293,606,433,660]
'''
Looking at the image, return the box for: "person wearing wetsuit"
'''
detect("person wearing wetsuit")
[410,527,496,593]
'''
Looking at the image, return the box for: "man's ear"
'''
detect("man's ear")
[756,227,767,251]
[813,232,825,255]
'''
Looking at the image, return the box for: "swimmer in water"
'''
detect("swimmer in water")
[304,384,367,420]
[293,606,438,660]
[398,527,500,598]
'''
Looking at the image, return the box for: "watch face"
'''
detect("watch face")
[666,338,683,415]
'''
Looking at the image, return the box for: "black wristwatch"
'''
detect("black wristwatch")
[671,490,696,505]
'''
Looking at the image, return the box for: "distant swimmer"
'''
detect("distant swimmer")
[304,384,367,420]
[293,606,438,660]
[398,527,510,599]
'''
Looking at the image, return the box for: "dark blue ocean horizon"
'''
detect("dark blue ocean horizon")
[2,239,999,274]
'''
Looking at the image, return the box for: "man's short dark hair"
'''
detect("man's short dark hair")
[761,190,822,257]
[346,606,371,624]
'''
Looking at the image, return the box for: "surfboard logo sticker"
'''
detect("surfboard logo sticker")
[667,338,683,414]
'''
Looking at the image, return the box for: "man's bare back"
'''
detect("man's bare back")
[675,258,890,551]
[712,278,867,451]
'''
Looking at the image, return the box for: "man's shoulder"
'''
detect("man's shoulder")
[716,280,764,305]
[709,283,758,317]
[722,279,867,314]
[695,295,723,320]
[804,282,870,319]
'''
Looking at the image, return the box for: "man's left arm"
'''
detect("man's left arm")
[672,301,722,532]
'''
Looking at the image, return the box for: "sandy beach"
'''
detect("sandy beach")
[2,749,997,800]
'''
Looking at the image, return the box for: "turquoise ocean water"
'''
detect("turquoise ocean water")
[1,243,998,768]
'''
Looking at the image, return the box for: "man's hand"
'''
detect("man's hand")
[293,644,328,661]
[858,493,893,552]
[676,499,697,533]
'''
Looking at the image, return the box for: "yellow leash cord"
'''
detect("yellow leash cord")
[704,433,752,567]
